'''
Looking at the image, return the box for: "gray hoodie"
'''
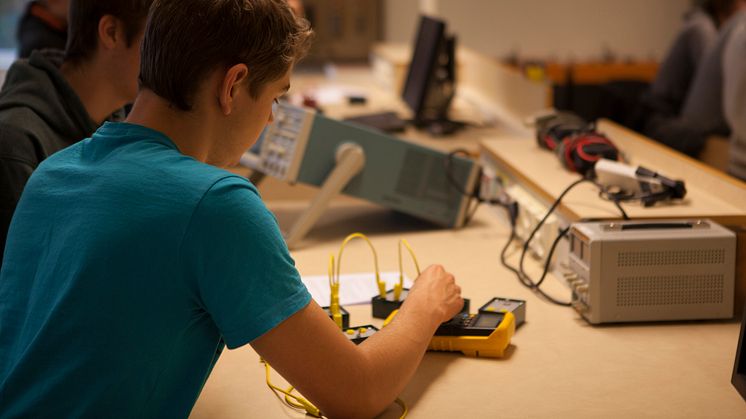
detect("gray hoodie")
[0,49,97,265]
[643,10,743,157]
[723,12,746,181]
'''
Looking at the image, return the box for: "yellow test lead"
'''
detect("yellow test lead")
[336,232,385,298]
[395,397,409,418]
[328,254,342,329]
[395,239,421,301]
[261,359,322,418]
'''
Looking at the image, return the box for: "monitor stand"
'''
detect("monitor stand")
[344,113,466,137]
[284,143,366,249]
[343,112,407,134]
[421,119,466,137]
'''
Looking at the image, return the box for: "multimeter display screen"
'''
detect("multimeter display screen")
[472,312,504,329]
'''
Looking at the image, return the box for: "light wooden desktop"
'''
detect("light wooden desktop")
[196,59,746,417]
[190,203,744,419]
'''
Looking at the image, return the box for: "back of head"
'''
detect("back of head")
[64,0,154,63]
[699,0,746,25]
[40,0,70,23]
[139,0,313,111]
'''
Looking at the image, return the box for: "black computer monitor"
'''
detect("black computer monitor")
[343,15,461,136]
[401,15,460,135]
[732,302,746,400]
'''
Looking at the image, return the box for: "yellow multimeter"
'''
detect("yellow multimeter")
[429,310,515,358]
[384,308,516,358]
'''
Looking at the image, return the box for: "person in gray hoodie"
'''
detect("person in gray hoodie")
[16,0,70,58]
[0,0,151,265]
[644,6,718,119]
[642,0,746,156]
[723,12,746,180]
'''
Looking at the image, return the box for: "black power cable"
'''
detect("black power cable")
[443,151,628,307]
[496,178,588,307]
[516,177,592,287]
[498,203,571,306]
[444,149,518,225]
[444,149,518,209]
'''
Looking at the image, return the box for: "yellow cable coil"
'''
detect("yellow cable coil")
[263,359,408,418]
[263,359,322,417]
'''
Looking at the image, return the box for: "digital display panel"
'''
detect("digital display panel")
[472,312,504,329]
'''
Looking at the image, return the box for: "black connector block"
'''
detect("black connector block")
[343,325,379,344]
[371,288,409,319]
[322,305,350,329]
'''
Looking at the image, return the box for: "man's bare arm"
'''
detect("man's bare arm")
[250,264,462,419]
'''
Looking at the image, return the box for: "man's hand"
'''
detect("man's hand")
[403,264,463,324]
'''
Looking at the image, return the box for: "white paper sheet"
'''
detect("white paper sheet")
[301,271,413,307]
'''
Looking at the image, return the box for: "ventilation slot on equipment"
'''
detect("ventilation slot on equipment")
[395,149,453,203]
[617,249,725,267]
[395,149,432,198]
[616,275,724,307]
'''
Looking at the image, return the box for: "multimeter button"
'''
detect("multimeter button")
[346,329,355,335]
[359,327,367,333]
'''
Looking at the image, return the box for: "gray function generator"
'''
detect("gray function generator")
[240,103,479,248]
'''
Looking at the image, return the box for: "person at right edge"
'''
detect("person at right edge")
[0,0,464,417]
[640,0,746,156]
[723,11,746,180]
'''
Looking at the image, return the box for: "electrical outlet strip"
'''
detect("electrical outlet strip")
[505,185,558,263]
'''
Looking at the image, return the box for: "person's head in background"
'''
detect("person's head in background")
[41,0,70,23]
[134,0,312,167]
[61,0,152,122]
[700,0,746,27]
[287,0,305,17]
[16,0,70,58]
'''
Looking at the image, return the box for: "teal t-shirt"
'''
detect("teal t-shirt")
[0,122,311,417]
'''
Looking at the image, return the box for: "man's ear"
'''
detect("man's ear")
[97,15,120,50]
[218,64,250,116]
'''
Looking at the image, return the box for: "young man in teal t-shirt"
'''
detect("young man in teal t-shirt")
[0,0,464,417]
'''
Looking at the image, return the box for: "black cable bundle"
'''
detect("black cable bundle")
[443,150,628,307]
[536,112,620,177]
